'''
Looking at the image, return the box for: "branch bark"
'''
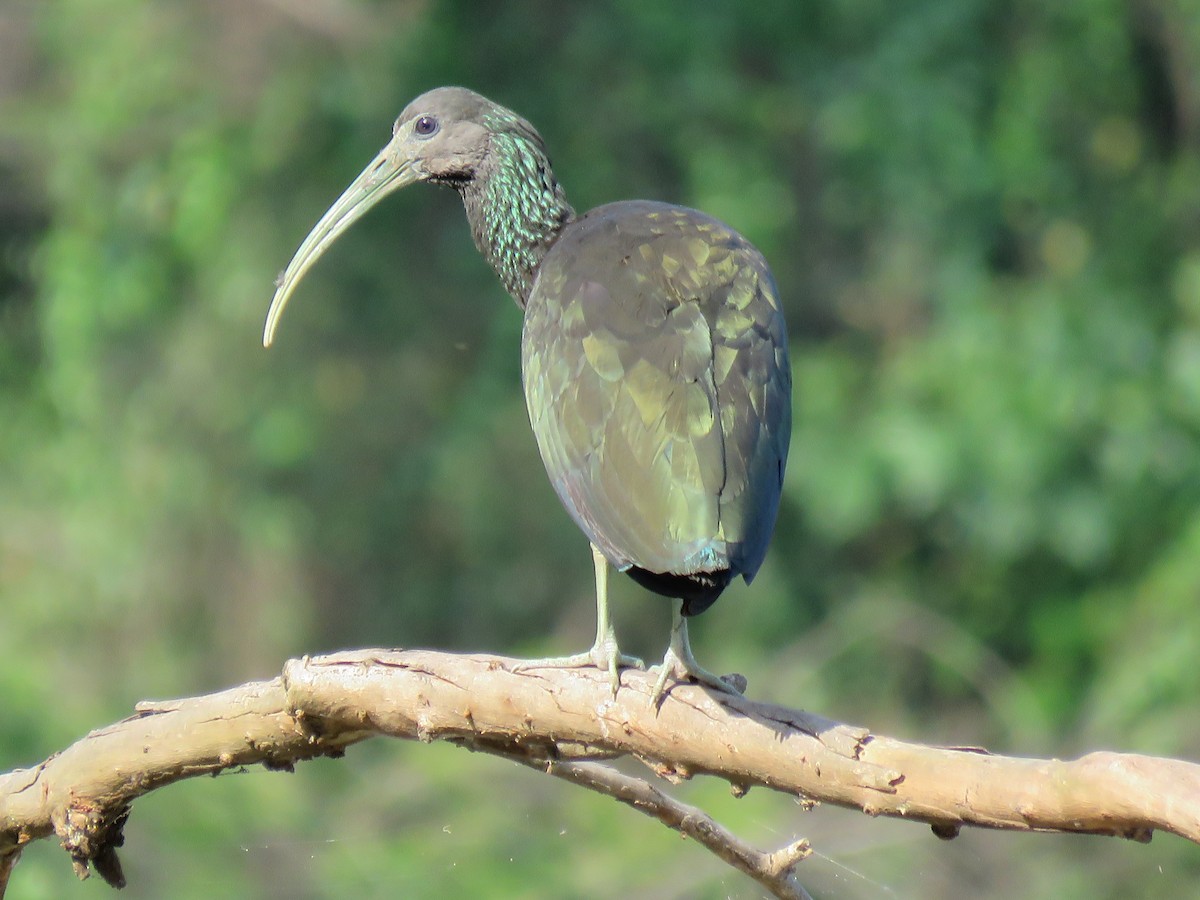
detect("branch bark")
[2,649,1198,898]
[522,757,814,899]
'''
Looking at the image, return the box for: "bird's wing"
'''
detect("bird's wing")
[522,201,790,579]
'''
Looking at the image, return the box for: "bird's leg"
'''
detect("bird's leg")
[650,607,742,707]
[512,544,643,695]
[589,545,620,678]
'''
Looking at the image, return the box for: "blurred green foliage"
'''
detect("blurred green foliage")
[3,0,1200,896]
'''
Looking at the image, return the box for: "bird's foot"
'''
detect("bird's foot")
[513,641,644,697]
[649,646,745,709]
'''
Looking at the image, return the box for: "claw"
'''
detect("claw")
[649,608,744,708]
[513,645,643,696]
[513,544,641,696]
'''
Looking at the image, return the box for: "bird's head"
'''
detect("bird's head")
[263,86,540,345]
[390,86,497,184]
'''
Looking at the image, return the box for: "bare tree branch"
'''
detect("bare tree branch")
[0,846,17,897]
[518,757,814,899]
[2,649,1198,899]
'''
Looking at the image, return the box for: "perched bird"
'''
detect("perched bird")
[264,87,790,704]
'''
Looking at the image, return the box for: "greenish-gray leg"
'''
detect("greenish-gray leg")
[513,544,643,696]
[650,606,742,707]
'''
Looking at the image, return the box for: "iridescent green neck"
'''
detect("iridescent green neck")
[458,116,574,307]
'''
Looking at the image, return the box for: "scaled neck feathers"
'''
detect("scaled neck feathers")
[458,113,574,307]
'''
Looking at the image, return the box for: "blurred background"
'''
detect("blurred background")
[2,0,1200,897]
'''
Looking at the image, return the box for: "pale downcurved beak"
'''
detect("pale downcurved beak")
[263,140,420,347]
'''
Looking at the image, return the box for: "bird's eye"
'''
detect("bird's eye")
[414,115,439,136]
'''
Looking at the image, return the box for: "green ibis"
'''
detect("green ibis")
[264,87,790,703]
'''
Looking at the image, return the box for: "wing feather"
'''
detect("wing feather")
[521,200,790,580]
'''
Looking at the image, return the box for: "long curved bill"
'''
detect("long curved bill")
[263,141,420,347]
